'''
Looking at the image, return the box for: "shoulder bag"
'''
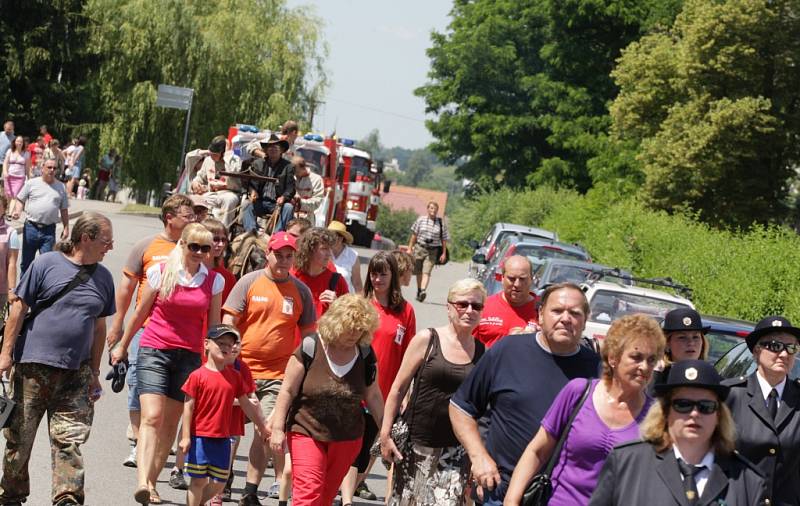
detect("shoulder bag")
[370,328,437,467]
[435,217,449,265]
[522,378,593,506]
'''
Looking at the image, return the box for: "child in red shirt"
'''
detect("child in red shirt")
[179,324,268,506]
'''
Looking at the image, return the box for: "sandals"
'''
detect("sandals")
[132,485,161,505]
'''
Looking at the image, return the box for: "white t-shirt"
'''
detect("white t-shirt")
[332,246,358,293]
[146,262,225,295]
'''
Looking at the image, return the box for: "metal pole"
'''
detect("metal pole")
[179,94,193,177]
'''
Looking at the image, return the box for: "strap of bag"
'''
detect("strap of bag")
[28,263,98,321]
[404,328,437,431]
[437,217,444,245]
[542,379,593,476]
[328,272,341,292]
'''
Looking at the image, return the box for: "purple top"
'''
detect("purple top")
[541,378,652,506]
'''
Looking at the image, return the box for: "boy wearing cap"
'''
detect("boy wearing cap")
[180,324,268,506]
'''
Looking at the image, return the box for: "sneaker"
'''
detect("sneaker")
[267,481,280,499]
[221,486,232,502]
[122,445,137,468]
[355,481,377,500]
[168,467,188,490]
[238,493,262,506]
[417,289,427,302]
[209,494,223,506]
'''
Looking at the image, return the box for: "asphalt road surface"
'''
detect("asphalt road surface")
[4,199,469,506]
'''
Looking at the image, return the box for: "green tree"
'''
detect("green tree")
[611,0,800,227]
[85,0,327,192]
[416,0,682,192]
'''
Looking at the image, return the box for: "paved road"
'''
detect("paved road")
[4,199,469,506]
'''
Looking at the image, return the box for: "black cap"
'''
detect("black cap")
[653,359,729,400]
[208,136,227,154]
[661,308,710,333]
[745,315,800,351]
[206,323,240,342]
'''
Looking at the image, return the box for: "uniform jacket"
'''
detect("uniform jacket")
[588,440,766,506]
[724,373,800,506]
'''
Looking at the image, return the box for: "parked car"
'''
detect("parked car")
[531,259,632,296]
[468,223,558,278]
[478,238,592,295]
[702,315,753,365]
[582,278,694,340]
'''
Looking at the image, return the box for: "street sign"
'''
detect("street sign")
[156,84,193,111]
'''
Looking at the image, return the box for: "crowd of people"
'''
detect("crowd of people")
[0,118,796,506]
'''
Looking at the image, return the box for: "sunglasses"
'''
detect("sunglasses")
[449,300,485,312]
[758,340,800,355]
[187,243,212,253]
[212,236,228,244]
[671,398,719,415]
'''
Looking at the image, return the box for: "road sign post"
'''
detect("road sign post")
[156,84,194,185]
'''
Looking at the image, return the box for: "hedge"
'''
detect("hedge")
[450,187,800,322]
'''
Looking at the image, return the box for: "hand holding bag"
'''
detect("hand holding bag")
[435,217,449,265]
[523,379,592,506]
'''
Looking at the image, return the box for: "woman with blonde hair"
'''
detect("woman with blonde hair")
[112,222,225,505]
[380,278,486,506]
[649,308,709,394]
[505,314,665,506]
[269,294,384,506]
[589,360,765,505]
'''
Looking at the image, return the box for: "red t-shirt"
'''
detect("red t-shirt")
[290,266,349,317]
[182,365,247,438]
[371,299,416,399]
[214,265,236,312]
[472,292,539,348]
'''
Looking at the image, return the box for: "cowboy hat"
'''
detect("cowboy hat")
[327,221,353,245]
[259,133,290,152]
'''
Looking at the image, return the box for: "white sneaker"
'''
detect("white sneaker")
[267,481,280,499]
[122,445,137,468]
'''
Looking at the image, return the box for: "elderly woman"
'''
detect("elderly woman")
[112,223,224,505]
[725,316,800,506]
[380,278,486,506]
[290,227,350,317]
[589,360,765,505]
[269,294,384,506]
[504,314,664,505]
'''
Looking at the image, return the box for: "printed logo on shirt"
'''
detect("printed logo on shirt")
[479,316,504,327]
[394,325,406,345]
[282,296,294,315]
[152,255,169,262]
[251,295,269,303]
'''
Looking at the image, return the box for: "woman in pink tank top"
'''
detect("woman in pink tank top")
[2,136,30,199]
[113,223,224,504]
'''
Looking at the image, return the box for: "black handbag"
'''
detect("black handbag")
[435,217,449,265]
[522,379,592,506]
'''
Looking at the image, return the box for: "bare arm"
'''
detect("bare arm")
[179,397,195,454]
[110,283,157,364]
[6,247,18,303]
[25,155,31,179]
[107,273,137,348]
[0,299,29,378]
[239,392,268,439]
[503,427,557,505]
[207,291,222,328]
[88,317,106,402]
[2,153,7,179]
[269,355,305,453]
[379,330,430,461]
[407,232,418,250]
[59,208,69,240]
[222,311,239,327]
[351,258,363,293]
[10,198,22,220]
[450,403,501,491]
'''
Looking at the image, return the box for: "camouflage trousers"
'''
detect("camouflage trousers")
[0,362,95,505]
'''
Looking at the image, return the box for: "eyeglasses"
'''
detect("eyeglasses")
[187,243,212,253]
[671,398,719,415]
[177,213,196,222]
[448,300,485,312]
[758,340,800,355]
[212,236,228,244]
[96,237,114,246]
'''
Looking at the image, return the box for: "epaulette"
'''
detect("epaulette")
[721,375,747,387]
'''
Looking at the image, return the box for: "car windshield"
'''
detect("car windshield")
[716,342,800,379]
[516,244,588,262]
[296,147,327,177]
[348,156,371,182]
[545,265,602,285]
[589,289,690,324]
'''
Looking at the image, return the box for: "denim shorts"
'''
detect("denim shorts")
[126,328,144,411]
[136,346,201,402]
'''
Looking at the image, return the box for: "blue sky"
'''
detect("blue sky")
[286,0,452,149]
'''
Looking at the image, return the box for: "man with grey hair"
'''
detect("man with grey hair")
[0,212,115,506]
[473,255,539,347]
[0,121,14,164]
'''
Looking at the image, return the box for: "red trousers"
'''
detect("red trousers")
[288,432,362,506]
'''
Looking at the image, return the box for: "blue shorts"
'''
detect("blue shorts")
[126,328,144,411]
[136,346,201,402]
[186,436,231,482]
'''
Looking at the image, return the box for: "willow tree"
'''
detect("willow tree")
[86,0,327,192]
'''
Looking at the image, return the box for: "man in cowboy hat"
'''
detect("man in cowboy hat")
[328,220,362,293]
[241,134,295,233]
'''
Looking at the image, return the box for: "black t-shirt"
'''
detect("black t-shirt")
[451,332,600,498]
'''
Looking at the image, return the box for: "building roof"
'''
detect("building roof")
[381,185,448,217]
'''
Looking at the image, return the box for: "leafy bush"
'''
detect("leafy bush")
[375,204,417,246]
[451,187,800,321]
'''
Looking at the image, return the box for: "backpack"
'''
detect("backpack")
[228,231,267,279]
[300,334,376,386]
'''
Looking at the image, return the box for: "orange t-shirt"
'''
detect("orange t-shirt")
[223,270,316,379]
[123,233,178,309]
